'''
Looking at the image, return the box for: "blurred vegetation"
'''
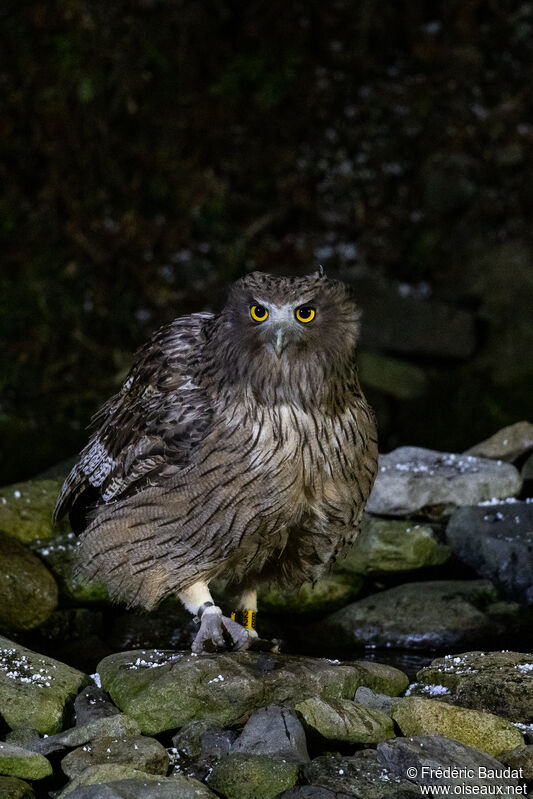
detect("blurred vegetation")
[1,0,532,483]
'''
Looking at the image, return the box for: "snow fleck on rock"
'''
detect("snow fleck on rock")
[91,672,102,688]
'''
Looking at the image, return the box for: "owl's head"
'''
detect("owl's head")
[215,270,361,404]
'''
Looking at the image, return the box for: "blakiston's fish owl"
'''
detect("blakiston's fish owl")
[54,270,378,651]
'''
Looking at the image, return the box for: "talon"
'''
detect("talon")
[191,606,257,653]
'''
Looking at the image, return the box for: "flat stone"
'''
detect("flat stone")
[207,753,298,799]
[0,479,66,543]
[0,777,35,799]
[61,735,169,779]
[354,686,395,715]
[30,531,109,603]
[500,745,533,781]
[58,766,215,798]
[377,735,518,790]
[0,741,52,780]
[339,516,450,574]
[415,650,533,723]
[367,447,522,518]
[322,580,515,651]
[446,502,533,604]
[231,705,309,762]
[295,697,394,742]
[465,422,533,462]
[392,696,523,757]
[258,573,363,614]
[63,776,215,799]
[30,714,141,755]
[0,531,58,631]
[74,686,120,726]
[303,750,419,797]
[97,650,403,734]
[0,635,89,734]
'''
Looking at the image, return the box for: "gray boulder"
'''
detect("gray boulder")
[97,649,406,734]
[0,741,52,780]
[63,778,215,799]
[30,714,141,756]
[446,502,533,604]
[231,705,309,762]
[416,650,533,723]
[377,735,518,789]
[295,697,394,743]
[354,686,395,715]
[303,750,419,797]
[61,735,169,779]
[74,686,120,726]
[465,421,533,462]
[367,447,522,518]
[0,531,57,631]
[0,635,89,734]
[500,744,533,781]
[322,580,518,650]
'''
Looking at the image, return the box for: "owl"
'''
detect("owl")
[54,270,378,652]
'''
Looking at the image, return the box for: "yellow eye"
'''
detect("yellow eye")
[250,304,269,323]
[295,306,316,323]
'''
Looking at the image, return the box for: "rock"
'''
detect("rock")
[295,697,394,742]
[0,635,89,734]
[97,649,403,734]
[169,720,235,782]
[74,686,120,726]
[57,765,215,798]
[339,516,450,574]
[303,750,419,797]
[366,447,522,518]
[0,741,52,780]
[231,705,309,762]
[350,660,409,696]
[171,720,220,760]
[392,697,523,756]
[0,480,66,543]
[446,502,533,604]
[5,729,40,749]
[30,532,109,603]
[415,650,533,723]
[354,686,395,715]
[30,714,141,755]
[0,777,35,799]
[201,729,237,759]
[500,744,533,781]
[279,789,352,799]
[523,453,533,481]
[61,735,169,779]
[258,574,363,614]
[62,776,215,798]
[322,580,517,650]
[207,753,299,799]
[0,531,58,631]
[465,421,533,462]
[377,735,519,790]
[358,350,427,400]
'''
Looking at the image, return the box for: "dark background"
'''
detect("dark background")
[1,0,532,486]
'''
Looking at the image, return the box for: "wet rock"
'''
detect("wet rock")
[500,745,533,781]
[97,650,402,734]
[231,705,309,762]
[0,741,52,779]
[171,720,220,760]
[30,714,141,755]
[354,686,395,715]
[366,447,522,518]
[0,531,58,631]
[392,696,523,756]
[0,777,35,799]
[30,532,109,603]
[279,789,352,799]
[322,580,515,650]
[339,516,450,574]
[259,574,363,614]
[415,650,533,723]
[465,421,533,462]
[61,734,169,779]
[0,635,89,734]
[358,350,427,400]
[0,479,65,543]
[303,750,419,797]
[377,735,519,790]
[295,697,394,743]
[446,502,533,604]
[74,686,120,726]
[63,776,215,798]
[207,753,299,799]
[201,729,237,759]
[58,765,215,798]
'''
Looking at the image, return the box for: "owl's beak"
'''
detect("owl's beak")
[274,328,287,359]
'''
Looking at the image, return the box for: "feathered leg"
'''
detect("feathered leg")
[179,581,257,653]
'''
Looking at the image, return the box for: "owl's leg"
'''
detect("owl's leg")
[179,581,256,653]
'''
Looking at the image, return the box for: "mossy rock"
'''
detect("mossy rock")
[0,531,58,631]
[207,753,298,799]
[0,777,35,799]
[0,742,52,780]
[57,765,215,798]
[30,532,109,603]
[295,697,394,742]
[258,573,363,614]
[0,480,66,543]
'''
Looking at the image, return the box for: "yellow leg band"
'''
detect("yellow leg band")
[231,609,257,630]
